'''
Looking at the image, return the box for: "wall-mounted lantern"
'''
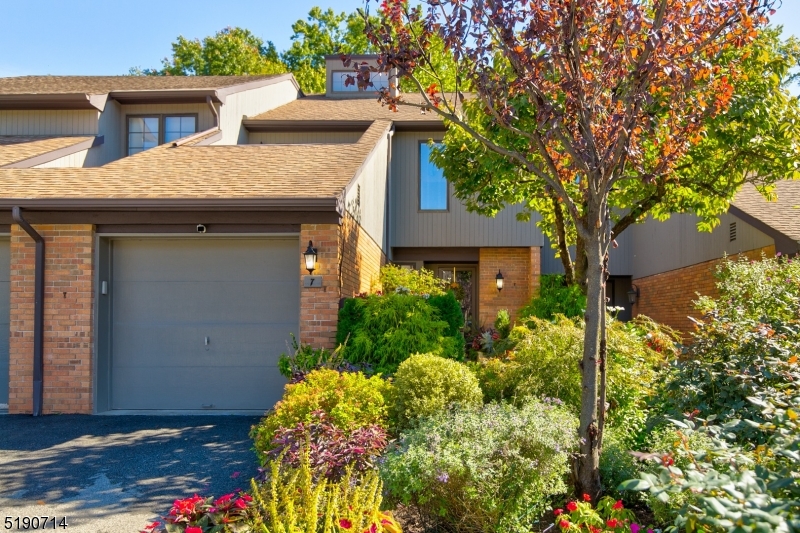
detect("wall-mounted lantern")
[495,270,504,292]
[303,240,318,274]
[627,284,640,305]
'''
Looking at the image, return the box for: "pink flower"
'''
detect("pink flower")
[234,498,248,509]
[214,493,234,506]
[566,501,578,512]
[186,528,203,533]
[553,509,564,516]
[230,471,240,479]
[339,518,353,529]
[631,524,641,533]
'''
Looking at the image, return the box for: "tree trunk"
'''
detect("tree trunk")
[574,232,588,294]
[550,192,575,286]
[573,222,605,501]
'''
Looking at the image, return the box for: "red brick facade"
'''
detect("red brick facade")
[633,245,776,336]
[299,217,386,350]
[478,247,540,326]
[9,224,94,414]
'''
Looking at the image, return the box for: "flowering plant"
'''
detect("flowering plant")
[554,496,642,533]
[155,490,255,533]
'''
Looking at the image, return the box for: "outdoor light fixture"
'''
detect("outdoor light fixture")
[495,270,504,292]
[627,284,640,305]
[303,240,318,275]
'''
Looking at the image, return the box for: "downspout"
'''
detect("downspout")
[11,207,44,417]
[385,126,395,262]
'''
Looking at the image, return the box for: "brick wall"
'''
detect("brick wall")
[478,247,540,326]
[340,214,386,298]
[633,245,776,336]
[9,224,94,414]
[299,224,341,349]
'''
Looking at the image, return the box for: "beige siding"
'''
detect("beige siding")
[345,131,390,250]
[629,212,774,279]
[118,103,215,153]
[33,148,90,168]
[542,228,634,276]
[216,81,301,145]
[0,110,98,135]
[248,131,362,144]
[87,99,122,166]
[390,132,544,248]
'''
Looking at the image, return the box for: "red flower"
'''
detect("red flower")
[553,509,564,516]
[141,522,160,532]
[241,494,253,502]
[364,524,378,533]
[566,501,578,512]
[339,518,353,529]
[613,500,624,510]
[661,454,675,467]
[559,520,571,530]
[214,493,234,506]
[582,493,592,502]
[234,498,248,509]
[186,528,203,533]
[607,519,620,528]
[590,527,601,533]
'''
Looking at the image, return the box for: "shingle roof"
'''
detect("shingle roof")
[0,121,390,204]
[0,136,95,167]
[0,75,287,95]
[248,93,456,123]
[733,180,800,242]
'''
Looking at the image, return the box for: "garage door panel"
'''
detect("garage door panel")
[109,238,299,411]
[112,281,298,323]
[113,239,299,282]
[112,365,288,410]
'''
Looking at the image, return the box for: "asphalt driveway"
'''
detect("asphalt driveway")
[0,415,261,533]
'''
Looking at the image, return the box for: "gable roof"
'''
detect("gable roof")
[246,93,452,131]
[731,181,800,251]
[0,74,298,110]
[0,121,391,210]
[0,135,100,168]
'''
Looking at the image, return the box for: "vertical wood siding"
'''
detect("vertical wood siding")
[390,132,544,247]
[33,148,89,168]
[248,131,362,144]
[345,132,390,251]
[88,99,122,166]
[118,103,215,153]
[217,81,300,145]
[541,228,633,276]
[0,110,98,135]
[629,212,774,279]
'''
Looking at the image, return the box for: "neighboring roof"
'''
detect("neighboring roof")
[246,93,455,130]
[0,135,99,168]
[0,74,299,110]
[731,181,800,247]
[0,121,391,208]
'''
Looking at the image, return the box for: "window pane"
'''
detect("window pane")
[164,115,196,143]
[143,117,159,134]
[128,117,144,133]
[420,143,448,210]
[128,133,143,149]
[332,71,390,92]
[128,116,159,155]
[164,116,181,133]
[181,116,196,132]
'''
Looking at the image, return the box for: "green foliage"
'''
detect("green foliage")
[278,333,342,381]
[249,449,399,533]
[381,400,578,533]
[390,353,483,430]
[658,255,800,443]
[471,316,672,435]
[518,275,587,321]
[250,369,391,464]
[427,291,465,337]
[335,296,366,348]
[339,293,464,375]
[494,309,512,339]
[553,496,639,533]
[134,27,285,76]
[378,264,447,296]
[622,392,800,533]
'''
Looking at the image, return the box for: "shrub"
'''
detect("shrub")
[251,369,391,464]
[518,274,586,321]
[657,255,800,443]
[428,291,465,337]
[250,449,401,533]
[390,353,483,429]
[339,293,464,375]
[278,334,369,382]
[158,490,255,533]
[381,400,578,533]
[267,410,388,481]
[335,296,367,348]
[471,316,672,436]
[379,264,446,296]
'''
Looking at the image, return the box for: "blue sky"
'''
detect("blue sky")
[1,0,799,77]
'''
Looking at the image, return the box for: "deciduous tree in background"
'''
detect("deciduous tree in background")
[353,0,776,498]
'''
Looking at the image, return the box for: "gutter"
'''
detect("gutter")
[11,207,44,417]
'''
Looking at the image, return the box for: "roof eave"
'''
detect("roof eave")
[0,197,343,212]
[728,204,800,256]
[0,93,106,111]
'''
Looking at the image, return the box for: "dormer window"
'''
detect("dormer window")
[330,71,391,93]
[127,114,197,156]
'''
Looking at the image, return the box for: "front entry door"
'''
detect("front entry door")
[432,265,477,331]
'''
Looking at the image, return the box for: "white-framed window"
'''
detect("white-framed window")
[127,114,197,156]
[331,70,391,92]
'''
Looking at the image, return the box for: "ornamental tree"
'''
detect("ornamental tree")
[352,0,776,498]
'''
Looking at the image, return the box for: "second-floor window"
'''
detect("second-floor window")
[127,115,197,156]
[419,142,448,211]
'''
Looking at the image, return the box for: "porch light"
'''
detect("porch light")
[495,270,504,292]
[627,284,640,305]
[303,240,318,274]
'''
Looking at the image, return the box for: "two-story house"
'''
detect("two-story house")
[0,56,796,415]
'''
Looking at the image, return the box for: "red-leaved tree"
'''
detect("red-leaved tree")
[349,0,776,498]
